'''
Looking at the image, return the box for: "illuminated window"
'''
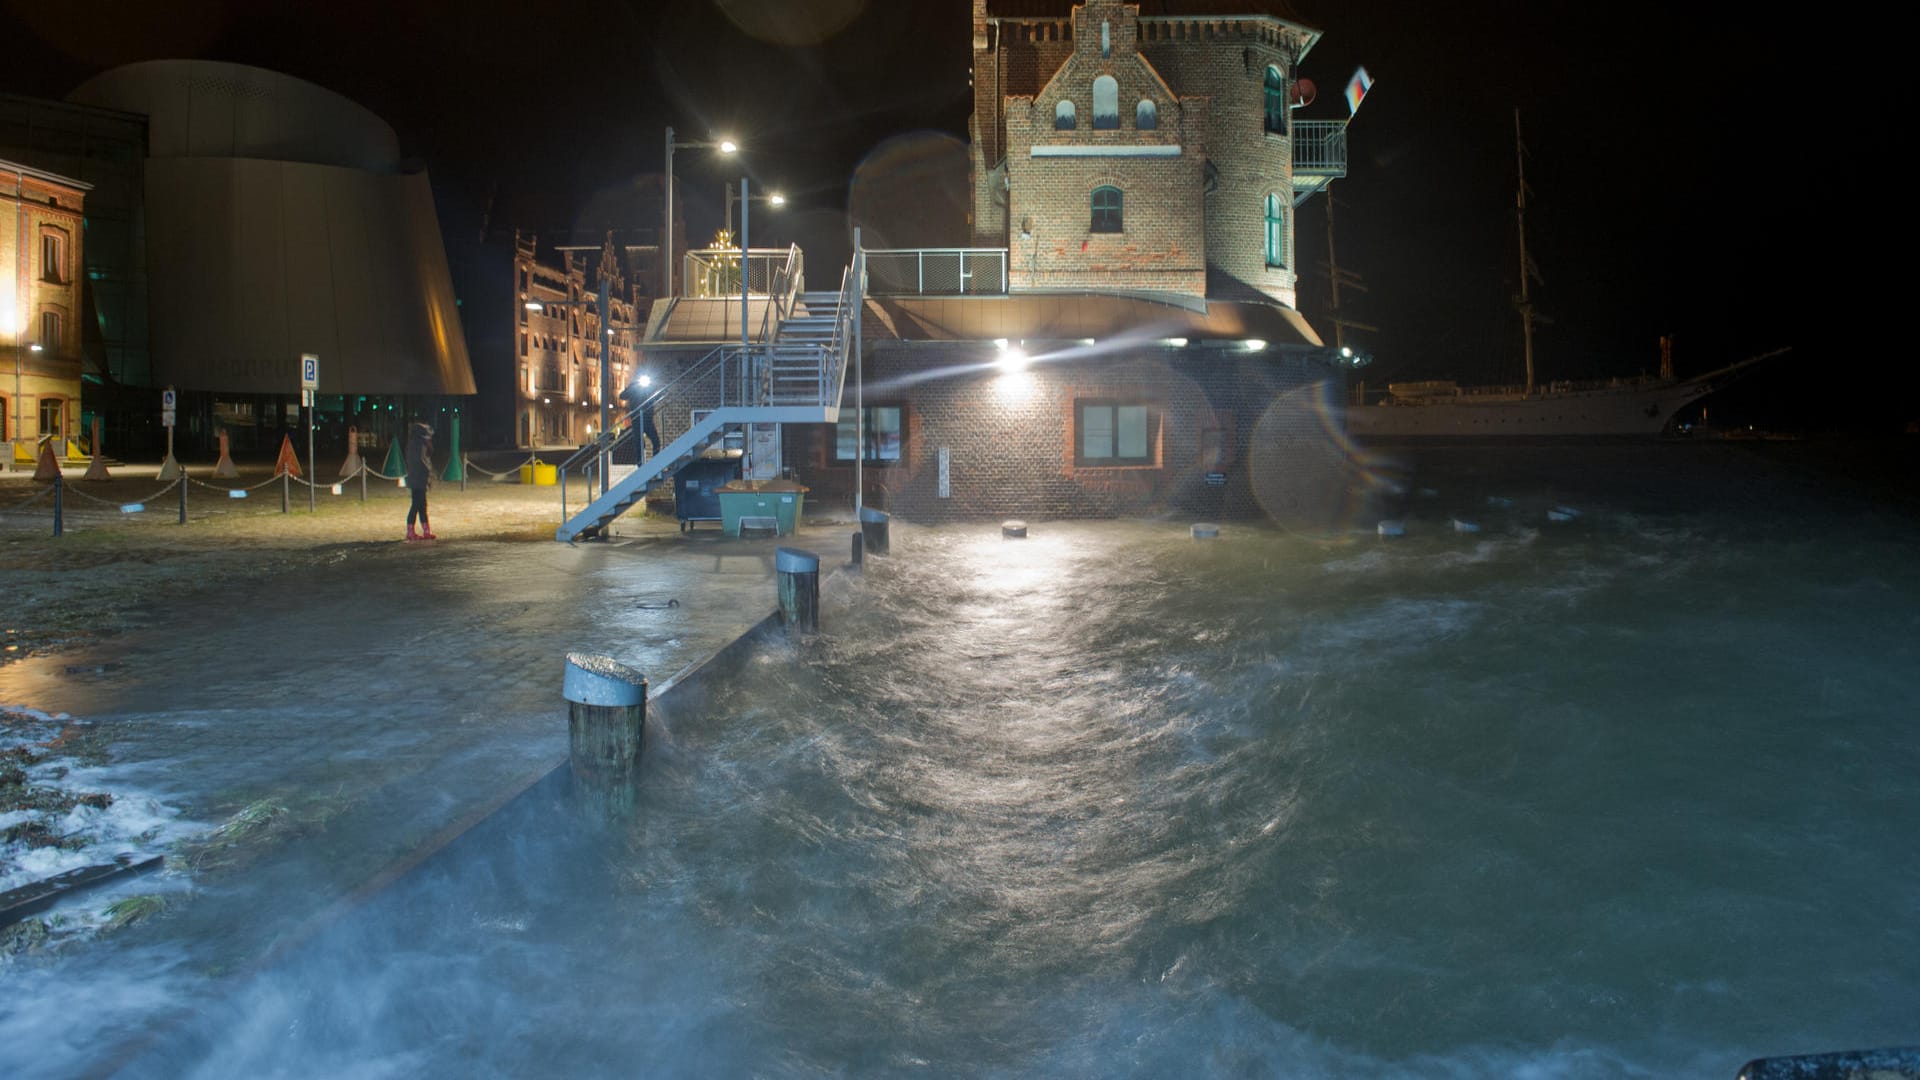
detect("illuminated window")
[1092,76,1119,129]
[40,231,66,283]
[835,405,903,463]
[1264,194,1288,268]
[1136,99,1157,130]
[1055,99,1076,130]
[1091,186,1123,233]
[40,398,65,441]
[1264,66,1288,136]
[1075,400,1157,465]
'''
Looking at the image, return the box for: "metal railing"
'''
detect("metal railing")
[681,247,795,299]
[1292,120,1349,175]
[864,248,1007,296]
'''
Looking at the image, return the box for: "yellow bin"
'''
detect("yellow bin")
[520,462,559,486]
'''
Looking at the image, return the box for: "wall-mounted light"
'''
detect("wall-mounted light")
[1165,338,1188,348]
[995,339,1029,373]
[1242,339,1267,351]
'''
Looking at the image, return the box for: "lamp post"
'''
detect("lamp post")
[723,182,784,237]
[663,127,737,301]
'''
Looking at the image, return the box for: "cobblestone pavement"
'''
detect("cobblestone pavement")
[0,465,856,1073]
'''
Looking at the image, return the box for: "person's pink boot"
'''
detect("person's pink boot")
[419,520,437,540]
[406,524,419,541]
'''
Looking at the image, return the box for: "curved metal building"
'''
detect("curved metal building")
[67,60,474,395]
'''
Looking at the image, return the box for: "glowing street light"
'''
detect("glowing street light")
[664,127,739,298]
[724,182,785,239]
[995,340,1029,373]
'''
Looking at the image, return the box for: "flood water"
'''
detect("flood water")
[39,443,1920,1076]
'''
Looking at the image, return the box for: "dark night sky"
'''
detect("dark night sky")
[4,1,1834,424]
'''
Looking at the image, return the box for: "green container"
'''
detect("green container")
[718,489,804,536]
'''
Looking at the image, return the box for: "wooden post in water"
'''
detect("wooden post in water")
[776,547,820,633]
[859,506,890,557]
[563,653,647,819]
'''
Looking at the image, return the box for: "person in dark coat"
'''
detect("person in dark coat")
[619,378,662,460]
[405,421,436,540]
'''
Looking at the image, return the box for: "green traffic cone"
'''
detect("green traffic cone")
[380,436,406,478]
[441,415,465,483]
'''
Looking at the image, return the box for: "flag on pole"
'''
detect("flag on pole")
[1344,66,1373,116]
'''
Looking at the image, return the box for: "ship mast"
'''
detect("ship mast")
[1514,107,1538,395]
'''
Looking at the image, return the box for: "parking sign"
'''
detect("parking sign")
[300,353,319,390]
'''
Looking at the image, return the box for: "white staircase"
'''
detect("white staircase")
[556,255,858,543]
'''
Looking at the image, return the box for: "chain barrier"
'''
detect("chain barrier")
[56,477,182,508]
[188,474,285,494]
[0,485,56,515]
[464,455,541,479]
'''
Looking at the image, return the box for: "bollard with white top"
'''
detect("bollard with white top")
[563,653,647,815]
[1191,522,1220,540]
[1002,520,1027,539]
[776,547,820,633]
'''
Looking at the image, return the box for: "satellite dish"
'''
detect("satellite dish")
[1291,77,1316,108]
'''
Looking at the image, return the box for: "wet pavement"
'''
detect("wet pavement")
[0,490,856,1071]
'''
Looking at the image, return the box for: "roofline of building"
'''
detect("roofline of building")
[0,90,150,125]
[983,11,1323,60]
[0,157,95,192]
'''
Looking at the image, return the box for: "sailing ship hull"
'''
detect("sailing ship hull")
[1342,381,1710,439]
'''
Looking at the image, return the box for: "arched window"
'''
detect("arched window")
[1092,76,1119,129]
[1264,194,1288,268]
[1092,186,1123,233]
[1264,66,1288,136]
[1055,99,1076,130]
[1136,99,1157,130]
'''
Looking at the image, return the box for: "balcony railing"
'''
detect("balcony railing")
[1293,119,1348,176]
[864,248,1008,296]
[682,248,796,299]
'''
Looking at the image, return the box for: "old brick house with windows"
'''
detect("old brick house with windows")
[3,158,88,465]
[629,0,1355,527]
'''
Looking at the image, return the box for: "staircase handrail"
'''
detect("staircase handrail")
[558,342,736,475]
[823,261,859,409]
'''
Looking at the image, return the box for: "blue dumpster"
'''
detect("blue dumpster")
[672,458,741,532]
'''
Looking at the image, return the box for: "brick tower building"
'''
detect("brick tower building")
[970,0,1330,308]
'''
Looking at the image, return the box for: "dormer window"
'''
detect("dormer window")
[1092,76,1119,130]
[1136,99,1157,130]
[1056,100,1077,130]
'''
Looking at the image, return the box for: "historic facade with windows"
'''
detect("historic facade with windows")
[512,231,648,449]
[3,158,88,464]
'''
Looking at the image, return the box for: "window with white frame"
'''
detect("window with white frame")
[41,230,67,283]
[1092,76,1119,129]
[40,311,60,351]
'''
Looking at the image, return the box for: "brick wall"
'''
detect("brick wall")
[786,340,1348,523]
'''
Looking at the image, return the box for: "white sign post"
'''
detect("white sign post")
[300,354,319,512]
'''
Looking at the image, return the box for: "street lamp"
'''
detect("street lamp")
[723,182,785,236]
[663,127,738,300]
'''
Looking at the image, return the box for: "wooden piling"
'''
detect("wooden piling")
[563,653,647,818]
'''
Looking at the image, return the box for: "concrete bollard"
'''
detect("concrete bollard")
[1191,523,1220,539]
[858,506,890,557]
[776,547,820,633]
[563,653,647,817]
[851,531,863,566]
[1002,519,1027,539]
